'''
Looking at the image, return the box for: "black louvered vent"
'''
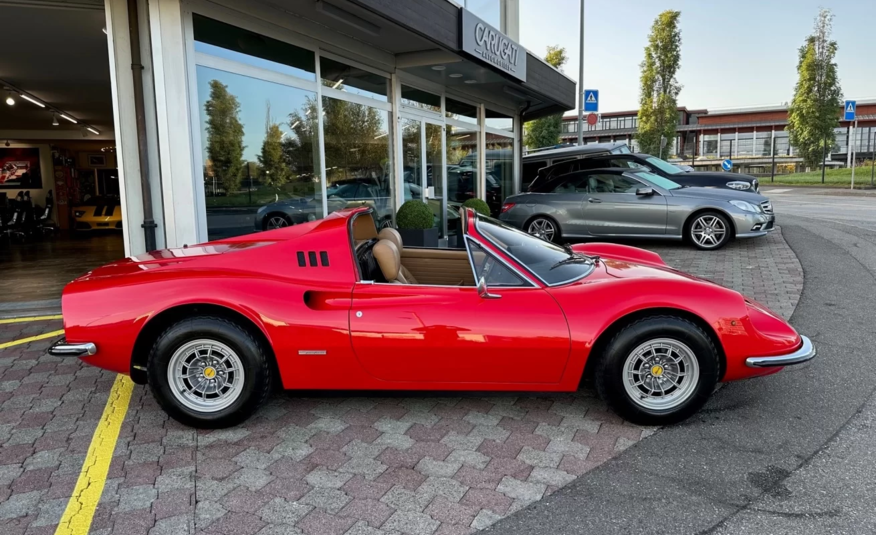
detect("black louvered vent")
[297,251,329,267]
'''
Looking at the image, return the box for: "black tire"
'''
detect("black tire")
[595,315,720,426]
[525,215,561,243]
[146,316,273,428]
[263,213,292,231]
[685,211,732,251]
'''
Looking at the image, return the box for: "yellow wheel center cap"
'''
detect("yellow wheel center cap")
[650,364,664,377]
[203,366,216,379]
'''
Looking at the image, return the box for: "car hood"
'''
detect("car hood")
[684,171,758,181]
[572,243,706,283]
[668,186,767,203]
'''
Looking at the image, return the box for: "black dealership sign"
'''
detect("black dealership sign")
[459,9,526,82]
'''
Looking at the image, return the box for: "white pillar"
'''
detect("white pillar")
[734,130,739,158]
[149,0,202,247]
[717,131,722,159]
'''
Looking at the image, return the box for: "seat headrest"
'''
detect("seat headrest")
[378,227,403,251]
[373,239,400,282]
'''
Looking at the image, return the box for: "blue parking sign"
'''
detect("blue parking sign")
[583,90,599,112]
[844,100,856,121]
[722,159,733,172]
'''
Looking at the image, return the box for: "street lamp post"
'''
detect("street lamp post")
[821,137,827,184]
[576,0,585,146]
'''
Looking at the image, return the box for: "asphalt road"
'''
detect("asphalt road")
[486,191,876,534]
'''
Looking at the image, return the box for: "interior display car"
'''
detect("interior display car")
[501,168,774,250]
[72,195,123,231]
[51,207,813,429]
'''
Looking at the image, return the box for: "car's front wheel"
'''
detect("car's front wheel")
[686,211,731,250]
[595,316,719,425]
[147,316,273,428]
[526,216,560,243]
[264,214,292,230]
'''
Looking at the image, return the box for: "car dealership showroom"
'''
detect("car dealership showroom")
[0,0,573,314]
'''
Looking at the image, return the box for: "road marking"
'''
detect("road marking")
[55,374,134,535]
[0,329,65,350]
[762,188,792,194]
[0,315,63,325]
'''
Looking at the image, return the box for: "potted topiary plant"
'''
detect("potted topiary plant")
[396,200,438,247]
[462,198,491,217]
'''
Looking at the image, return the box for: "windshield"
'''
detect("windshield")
[635,171,683,191]
[644,156,684,175]
[474,214,595,286]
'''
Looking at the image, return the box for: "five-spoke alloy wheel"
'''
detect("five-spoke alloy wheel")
[687,211,731,250]
[265,214,291,230]
[526,216,560,243]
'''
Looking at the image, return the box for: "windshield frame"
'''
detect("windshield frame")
[471,212,596,287]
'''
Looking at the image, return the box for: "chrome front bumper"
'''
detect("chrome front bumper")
[48,338,97,357]
[745,335,816,368]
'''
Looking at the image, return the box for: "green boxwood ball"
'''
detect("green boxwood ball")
[396,200,434,230]
[462,197,491,216]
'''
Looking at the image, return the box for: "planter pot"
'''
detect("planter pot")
[398,227,439,248]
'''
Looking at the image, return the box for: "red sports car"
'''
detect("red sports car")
[50,207,815,428]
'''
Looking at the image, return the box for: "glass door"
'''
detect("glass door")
[399,113,447,238]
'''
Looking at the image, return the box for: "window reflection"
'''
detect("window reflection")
[320,56,388,102]
[321,96,393,228]
[446,124,478,207]
[425,123,445,236]
[487,134,513,216]
[196,66,321,241]
[446,97,478,126]
[485,108,513,132]
[401,85,441,113]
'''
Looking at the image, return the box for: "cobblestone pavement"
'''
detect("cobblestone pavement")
[0,228,804,535]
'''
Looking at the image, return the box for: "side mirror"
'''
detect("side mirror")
[477,277,501,299]
[636,187,655,196]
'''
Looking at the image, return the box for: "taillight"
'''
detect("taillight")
[500,203,515,214]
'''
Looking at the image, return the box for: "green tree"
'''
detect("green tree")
[524,46,568,150]
[258,123,290,187]
[636,10,682,157]
[204,80,245,193]
[787,8,843,168]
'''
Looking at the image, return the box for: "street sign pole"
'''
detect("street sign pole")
[821,137,827,184]
[850,119,857,190]
[770,136,776,182]
[576,0,585,146]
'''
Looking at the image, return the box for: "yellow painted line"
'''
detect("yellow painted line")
[55,375,134,535]
[0,315,63,325]
[0,329,65,350]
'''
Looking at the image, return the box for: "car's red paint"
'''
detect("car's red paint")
[61,207,803,392]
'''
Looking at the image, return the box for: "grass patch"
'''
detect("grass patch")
[766,165,876,188]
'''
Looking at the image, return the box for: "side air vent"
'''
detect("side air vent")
[297,251,330,267]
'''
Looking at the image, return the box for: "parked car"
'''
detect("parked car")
[50,206,814,428]
[500,168,774,250]
[523,142,630,190]
[254,179,420,231]
[73,196,123,231]
[528,152,759,193]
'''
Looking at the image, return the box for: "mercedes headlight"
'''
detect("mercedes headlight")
[729,200,760,213]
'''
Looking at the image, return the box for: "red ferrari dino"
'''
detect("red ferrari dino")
[50,207,815,428]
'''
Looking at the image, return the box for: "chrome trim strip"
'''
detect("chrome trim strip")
[464,236,538,288]
[745,335,816,368]
[298,350,326,356]
[48,339,97,357]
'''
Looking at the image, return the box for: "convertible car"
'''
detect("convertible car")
[50,207,815,428]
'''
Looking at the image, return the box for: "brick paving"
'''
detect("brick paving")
[0,228,804,534]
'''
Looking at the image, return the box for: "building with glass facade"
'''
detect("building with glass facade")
[557,101,876,176]
[98,0,573,255]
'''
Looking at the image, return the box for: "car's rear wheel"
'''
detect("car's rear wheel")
[147,316,273,428]
[264,213,292,230]
[595,316,719,425]
[526,216,560,243]
[686,211,731,250]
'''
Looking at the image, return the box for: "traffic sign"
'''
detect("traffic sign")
[722,159,733,172]
[583,90,599,112]
[844,100,856,121]
[586,113,598,126]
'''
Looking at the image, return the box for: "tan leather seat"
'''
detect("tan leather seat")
[373,239,416,284]
[377,228,418,284]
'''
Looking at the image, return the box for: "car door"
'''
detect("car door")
[582,172,668,236]
[348,240,570,385]
[535,173,593,237]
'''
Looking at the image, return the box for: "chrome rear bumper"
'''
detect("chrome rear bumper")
[745,335,815,368]
[48,338,97,357]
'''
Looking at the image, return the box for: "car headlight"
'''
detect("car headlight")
[726,181,751,191]
[74,210,85,218]
[729,200,760,213]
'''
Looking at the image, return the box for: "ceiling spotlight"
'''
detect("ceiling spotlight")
[5,92,14,106]
[86,126,100,135]
[19,94,45,108]
[431,65,446,71]
[449,73,464,78]
[464,79,477,84]
[59,113,77,124]
[52,113,59,126]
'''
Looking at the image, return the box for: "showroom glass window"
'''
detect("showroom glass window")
[446,97,480,207]
[484,108,514,216]
[193,15,321,241]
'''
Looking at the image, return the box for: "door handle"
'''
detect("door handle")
[588,198,602,203]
